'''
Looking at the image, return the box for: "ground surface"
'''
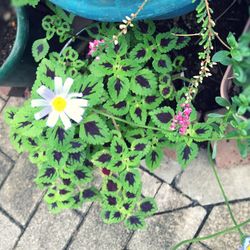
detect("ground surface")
[0,93,249,250]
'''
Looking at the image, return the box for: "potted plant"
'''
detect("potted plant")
[0,1,30,87]
[4,0,250,248]
[31,0,198,22]
[212,18,250,168]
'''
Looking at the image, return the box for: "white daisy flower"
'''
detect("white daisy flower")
[243,237,250,250]
[31,77,88,130]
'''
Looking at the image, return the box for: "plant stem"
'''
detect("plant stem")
[91,108,250,142]
[207,143,245,240]
[171,217,250,250]
[92,108,162,132]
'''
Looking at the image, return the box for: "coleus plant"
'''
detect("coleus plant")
[5,15,224,229]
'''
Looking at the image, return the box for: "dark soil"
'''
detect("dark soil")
[156,0,249,114]
[0,0,17,67]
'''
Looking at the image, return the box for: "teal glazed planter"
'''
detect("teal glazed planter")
[0,7,31,86]
[49,0,197,22]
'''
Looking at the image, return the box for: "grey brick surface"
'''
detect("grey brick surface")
[150,155,182,184]
[155,183,192,212]
[0,97,5,111]
[176,149,250,205]
[189,243,210,249]
[16,203,81,250]
[0,151,13,186]
[0,211,21,250]
[0,153,42,226]
[199,201,250,249]
[128,206,206,250]
[69,204,131,250]
[140,169,162,197]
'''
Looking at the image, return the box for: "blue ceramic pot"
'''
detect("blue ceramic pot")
[49,0,197,22]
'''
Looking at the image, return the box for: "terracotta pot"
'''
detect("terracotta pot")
[216,18,250,168]
[220,18,250,100]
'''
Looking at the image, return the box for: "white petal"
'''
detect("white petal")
[67,93,83,99]
[37,85,55,101]
[60,112,72,130]
[68,99,88,107]
[46,111,59,128]
[54,77,63,95]
[65,108,84,123]
[31,99,49,107]
[63,78,74,95]
[34,106,52,120]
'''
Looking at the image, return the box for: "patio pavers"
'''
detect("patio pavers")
[0,95,249,250]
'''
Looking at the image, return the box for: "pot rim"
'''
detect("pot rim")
[0,7,29,81]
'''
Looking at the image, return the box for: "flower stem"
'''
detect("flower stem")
[207,143,245,240]
[171,217,250,250]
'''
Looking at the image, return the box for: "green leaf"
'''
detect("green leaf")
[120,169,141,193]
[130,43,152,63]
[138,197,158,217]
[35,164,57,186]
[110,137,128,156]
[4,107,18,125]
[103,99,130,117]
[92,150,112,168]
[134,21,156,40]
[107,76,130,102]
[125,129,145,143]
[152,54,173,74]
[102,176,121,193]
[237,140,248,158]
[131,139,150,157]
[212,50,231,65]
[82,187,99,202]
[129,105,147,125]
[32,38,50,62]
[47,146,68,168]
[101,209,125,224]
[102,192,121,211]
[215,97,231,107]
[176,142,199,168]
[150,107,175,130]
[143,95,163,110]
[73,75,104,106]
[145,148,164,172]
[192,123,212,139]
[156,32,176,53]
[131,69,157,96]
[80,114,111,145]
[73,167,93,185]
[124,214,146,230]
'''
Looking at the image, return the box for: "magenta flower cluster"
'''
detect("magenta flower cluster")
[88,39,105,59]
[170,103,192,135]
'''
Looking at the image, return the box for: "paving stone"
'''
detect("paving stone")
[155,183,192,212]
[0,211,21,250]
[0,153,43,226]
[0,151,13,186]
[0,97,25,161]
[176,149,250,205]
[69,204,131,250]
[128,206,206,250]
[16,202,80,250]
[140,169,162,197]
[0,97,5,111]
[198,201,250,249]
[189,243,210,249]
[150,154,182,184]
[0,86,11,100]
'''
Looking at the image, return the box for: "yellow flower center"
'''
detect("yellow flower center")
[247,245,250,250]
[52,96,67,112]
